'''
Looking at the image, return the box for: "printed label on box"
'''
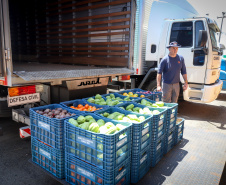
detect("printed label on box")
[140,154,147,165]
[76,135,96,148]
[142,127,149,136]
[116,169,126,181]
[117,137,127,148]
[38,121,50,131]
[77,166,95,181]
[39,148,51,159]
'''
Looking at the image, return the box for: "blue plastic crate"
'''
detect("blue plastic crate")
[95,107,153,155]
[131,146,151,184]
[65,153,131,185]
[164,127,176,154]
[31,137,65,179]
[60,99,106,113]
[64,113,132,171]
[175,118,185,144]
[166,116,177,131]
[150,134,165,157]
[150,152,164,168]
[30,104,81,149]
[152,128,165,141]
[152,92,162,101]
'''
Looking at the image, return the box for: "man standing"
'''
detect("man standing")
[157,41,188,103]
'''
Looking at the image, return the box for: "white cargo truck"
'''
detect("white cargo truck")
[0,0,224,128]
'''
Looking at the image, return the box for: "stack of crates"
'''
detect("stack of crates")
[175,118,185,144]
[150,106,167,167]
[163,102,178,155]
[64,112,132,185]
[132,98,167,167]
[30,104,81,179]
[95,106,153,184]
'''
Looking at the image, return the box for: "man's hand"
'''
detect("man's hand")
[157,85,162,92]
[183,83,188,91]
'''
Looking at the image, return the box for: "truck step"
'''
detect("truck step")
[189,97,201,100]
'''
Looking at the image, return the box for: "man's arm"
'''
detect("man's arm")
[182,74,188,91]
[157,73,162,92]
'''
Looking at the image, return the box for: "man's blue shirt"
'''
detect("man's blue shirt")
[158,54,186,84]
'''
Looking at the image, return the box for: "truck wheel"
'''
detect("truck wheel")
[147,80,157,92]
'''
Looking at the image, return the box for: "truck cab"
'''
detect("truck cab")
[158,18,223,103]
[136,0,223,103]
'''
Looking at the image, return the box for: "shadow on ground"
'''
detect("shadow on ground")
[136,139,189,185]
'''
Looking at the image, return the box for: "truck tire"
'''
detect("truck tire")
[147,80,157,92]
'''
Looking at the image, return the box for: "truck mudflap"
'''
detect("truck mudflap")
[183,80,223,103]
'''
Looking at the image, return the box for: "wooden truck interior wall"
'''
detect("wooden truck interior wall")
[8,0,133,68]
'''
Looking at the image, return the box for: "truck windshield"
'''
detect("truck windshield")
[209,27,218,51]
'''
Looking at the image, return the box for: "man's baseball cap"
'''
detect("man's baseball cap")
[166,41,181,48]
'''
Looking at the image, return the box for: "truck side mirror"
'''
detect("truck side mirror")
[198,30,207,47]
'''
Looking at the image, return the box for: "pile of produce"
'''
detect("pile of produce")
[138,99,165,108]
[136,90,153,95]
[105,93,133,102]
[119,104,160,115]
[86,94,107,105]
[87,93,130,106]
[122,91,145,98]
[68,115,127,135]
[35,108,76,119]
[70,104,102,112]
[100,111,146,123]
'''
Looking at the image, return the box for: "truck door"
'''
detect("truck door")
[167,21,207,84]
[0,0,12,86]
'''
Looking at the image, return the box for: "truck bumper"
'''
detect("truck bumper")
[183,80,223,103]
